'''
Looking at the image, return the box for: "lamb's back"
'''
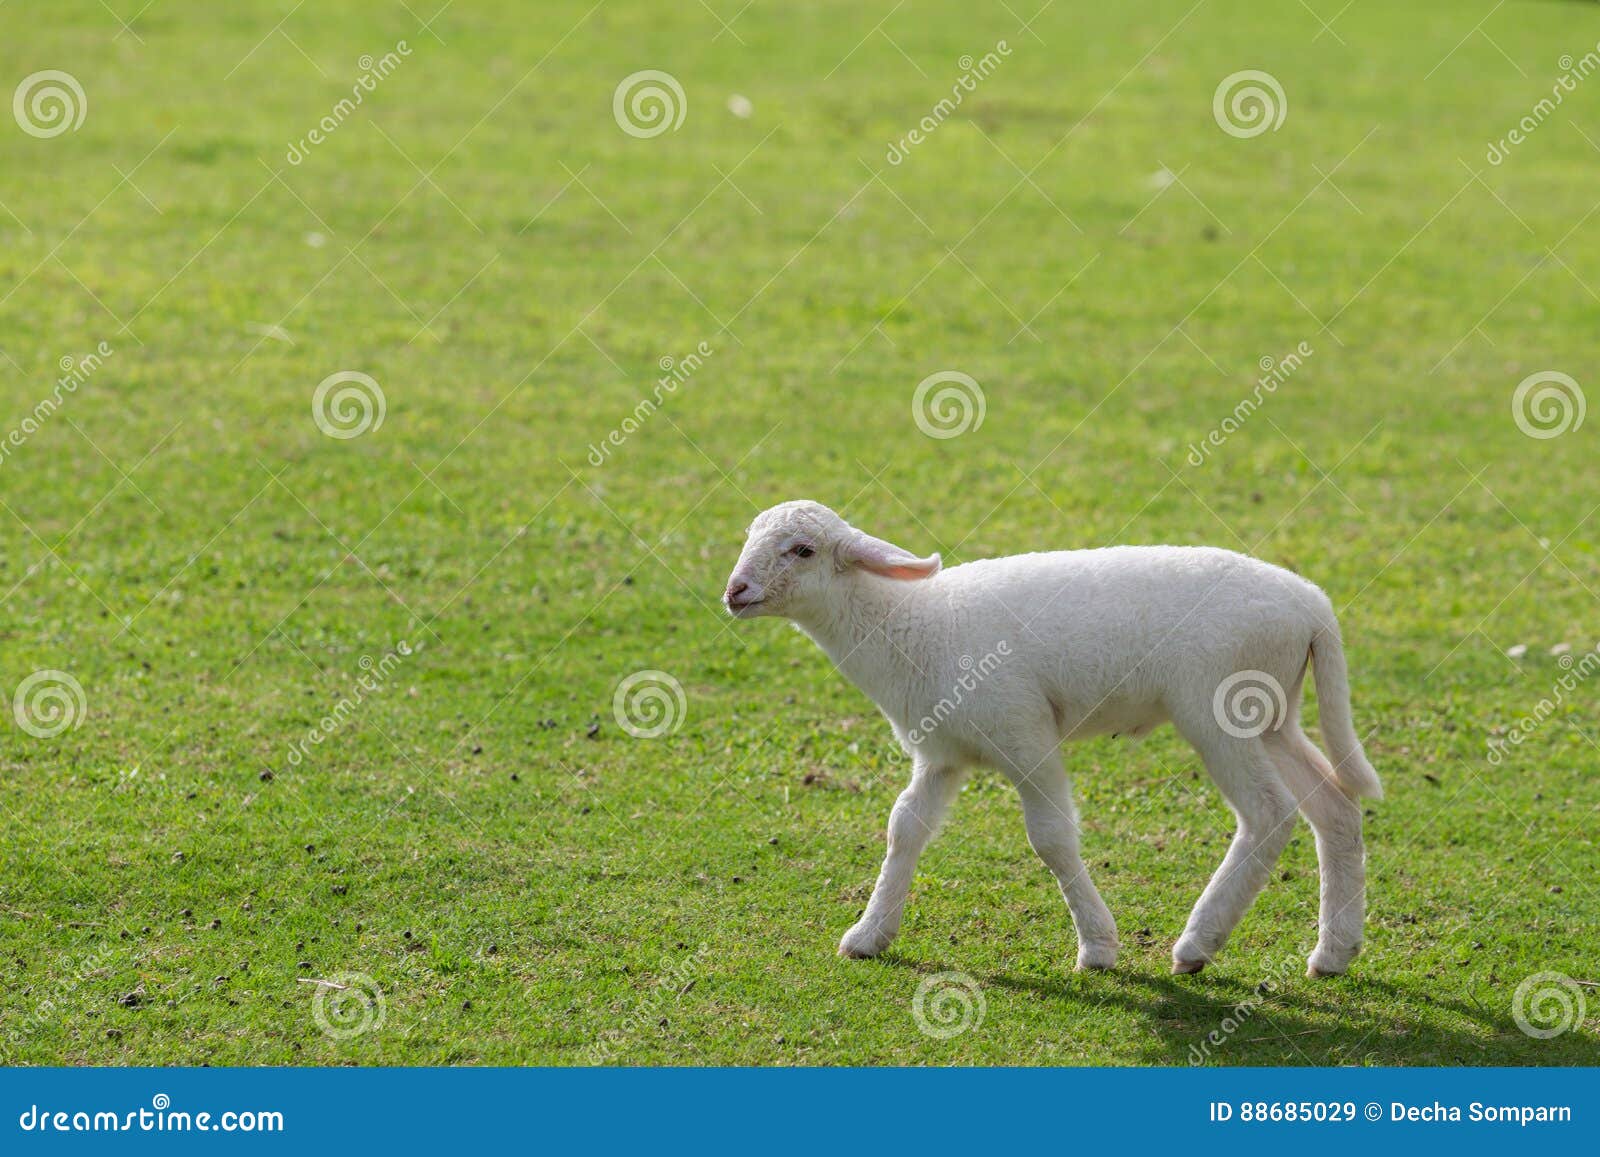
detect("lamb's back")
[932,545,1324,658]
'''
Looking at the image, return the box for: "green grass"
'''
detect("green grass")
[2,0,1598,1066]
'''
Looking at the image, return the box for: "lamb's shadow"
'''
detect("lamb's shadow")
[877,953,1594,1065]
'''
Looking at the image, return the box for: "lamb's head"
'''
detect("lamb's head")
[723,500,941,620]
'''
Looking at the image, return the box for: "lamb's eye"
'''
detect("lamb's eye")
[789,544,815,558]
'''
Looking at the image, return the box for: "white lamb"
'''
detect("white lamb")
[724,500,1381,977]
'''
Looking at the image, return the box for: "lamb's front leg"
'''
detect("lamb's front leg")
[838,762,962,958]
[1012,756,1120,970]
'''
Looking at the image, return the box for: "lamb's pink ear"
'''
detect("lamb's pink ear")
[839,528,941,580]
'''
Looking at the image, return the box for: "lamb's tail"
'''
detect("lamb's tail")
[1307,626,1383,800]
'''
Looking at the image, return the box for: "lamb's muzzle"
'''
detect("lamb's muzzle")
[726,499,1381,978]
[723,577,761,610]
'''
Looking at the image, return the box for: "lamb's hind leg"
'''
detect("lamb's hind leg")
[1004,747,1119,970]
[1172,734,1299,974]
[838,761,963,958]
[1267,729,1367,977]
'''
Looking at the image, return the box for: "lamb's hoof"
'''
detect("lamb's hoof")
[1306,944,1357,978]
[1299,947,1350,979]
[837,924,890,959]
[1172,934,1212,974]
[1076,944,1118,971]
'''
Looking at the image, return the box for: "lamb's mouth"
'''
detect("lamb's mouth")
[726,598,764,613]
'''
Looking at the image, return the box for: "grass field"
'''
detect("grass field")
[2,0,1598,1066]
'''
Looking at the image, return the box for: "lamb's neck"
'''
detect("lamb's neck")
[793,575,940,711]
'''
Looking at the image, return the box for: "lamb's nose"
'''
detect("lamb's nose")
[724,579,749,603]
